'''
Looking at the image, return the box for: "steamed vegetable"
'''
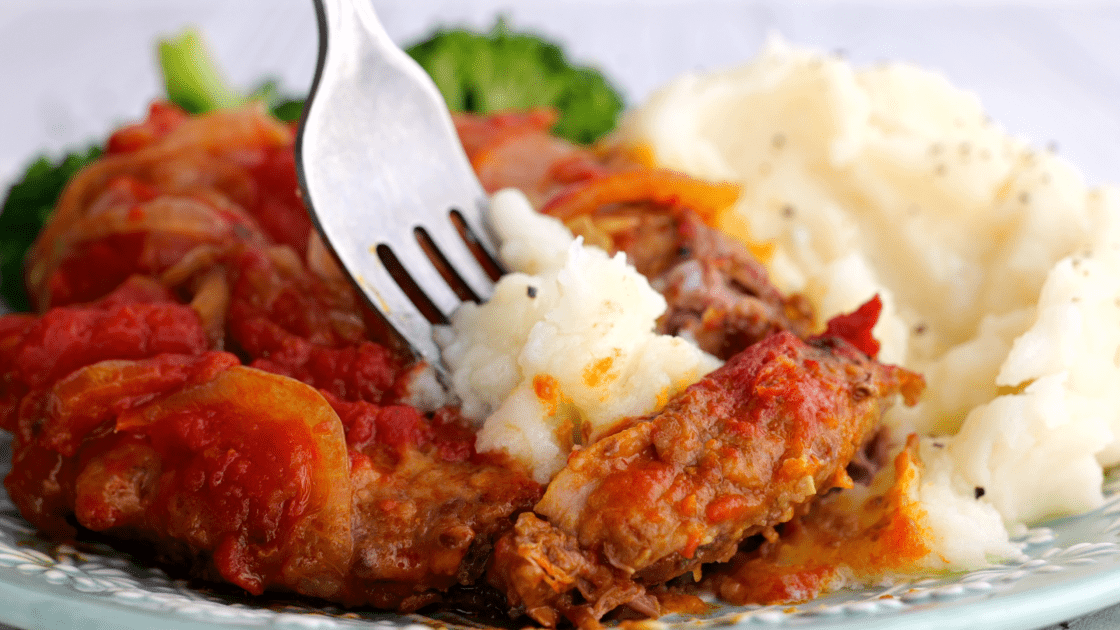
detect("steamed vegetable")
[406,21,624,144]
[159,29,304,121]
[0,147,101,311]
[158,30,247,114]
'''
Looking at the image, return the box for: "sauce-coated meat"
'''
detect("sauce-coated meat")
[489,328,923,627]
[647,211,814,359]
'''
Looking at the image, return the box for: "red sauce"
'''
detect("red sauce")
[581,355,615,388]
[706,494,749,524]
[533,373,561,414]
[718,562,839,605]
[48,233,149,306]
[106,102,189,154]
[104,367,338,595]
[242,146,313,255]
[10,298,207,393]
[818,295,883,358]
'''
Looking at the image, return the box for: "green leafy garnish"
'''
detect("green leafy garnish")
[267,98,306,123]
[406,21,624,144]
[0,146,102,311]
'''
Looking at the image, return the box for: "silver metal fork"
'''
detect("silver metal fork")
[295,0,500,377]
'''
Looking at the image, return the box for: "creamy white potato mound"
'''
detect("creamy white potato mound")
[436,189,722,484]
[618,37,1120,568]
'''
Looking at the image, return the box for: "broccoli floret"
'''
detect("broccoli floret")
[166,22,625,139]
[159,29,303,121]
[0,146,102,311]
[158,29,247,114]
[406,21,624,144]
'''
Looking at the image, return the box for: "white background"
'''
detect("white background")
[2,1,1120,187]
[1,1,1120,628]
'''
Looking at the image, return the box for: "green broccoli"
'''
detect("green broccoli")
[159,29,304,121]
[406,21,624,144]
[158,23,626,141]
[0,146,102,311]
[158,29,247,114]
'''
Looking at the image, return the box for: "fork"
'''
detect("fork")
[295,0,501,378]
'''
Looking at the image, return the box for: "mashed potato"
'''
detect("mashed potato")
[436,190,721,483]
[617,37,1120,565]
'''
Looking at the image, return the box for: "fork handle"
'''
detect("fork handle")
[312,0,401,76]
[298,0,500,378]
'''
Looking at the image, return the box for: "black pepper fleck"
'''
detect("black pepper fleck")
[526,286,538,298]
[975,486,986,499]
[782,205,796,218]
[1019,191,1031,205]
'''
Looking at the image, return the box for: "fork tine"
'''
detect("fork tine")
[351,246,446,373]
[385,232,465,321]
[455,197,501,257]
[420,209,497,302]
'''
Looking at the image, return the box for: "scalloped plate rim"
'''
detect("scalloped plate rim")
[0,437,1118,630]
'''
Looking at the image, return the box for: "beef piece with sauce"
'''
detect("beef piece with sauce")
[330,397,543,611]
[487,326,924,627]
[641,210,814,359]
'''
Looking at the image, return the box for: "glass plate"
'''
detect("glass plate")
[1,432,1119,630]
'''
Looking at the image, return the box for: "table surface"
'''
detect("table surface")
[2,2,1120,629]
